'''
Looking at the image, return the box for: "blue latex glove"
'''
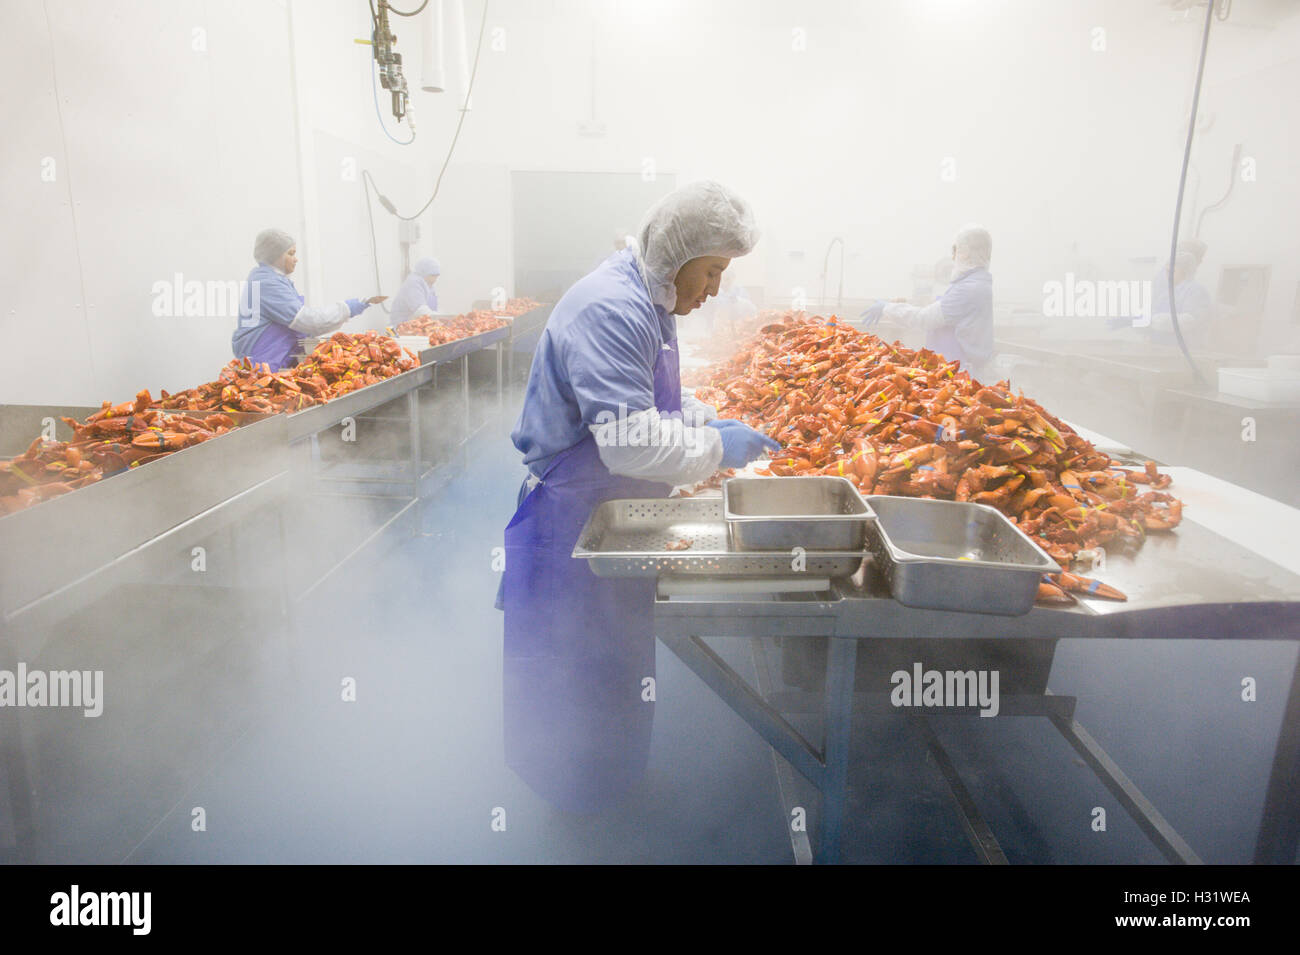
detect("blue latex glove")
[705,420,781,468]
[861,300,886,326]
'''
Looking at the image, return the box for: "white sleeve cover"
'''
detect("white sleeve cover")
[289,301,352,335]
[590,408,724,485]
[883,299,945,332]
[680,392,718,427]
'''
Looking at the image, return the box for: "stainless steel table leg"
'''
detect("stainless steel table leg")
[658,631,829,785]
[496,342,504,414]
[0,638,36,861]
[749,639,814,865]
[461,354,470,438]
[910,714,1009,864]
[1254,647,1300,863]
[407,388,422,533]
[1047,693,1203,864]
[819,635,857,864]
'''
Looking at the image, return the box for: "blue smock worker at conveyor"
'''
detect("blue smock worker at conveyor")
[496,181,778,813]
[232,228,387,371]
[862,224,995,380]
[389,256,441,326]
[1148,241,1215,348]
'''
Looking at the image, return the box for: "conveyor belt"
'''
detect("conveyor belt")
[0,411,289,644]
[285,364,433,442]
[418,325,510,366]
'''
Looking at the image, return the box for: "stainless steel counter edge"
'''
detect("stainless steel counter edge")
[507,303,554,339]
[418,325,510,366]
[655,586,1300,642]
[284,364,434,441]
[0,411,290,621]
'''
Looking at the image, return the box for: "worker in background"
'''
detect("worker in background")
[389,256,441,326]
[1148,240,1215,348]
[232,229,385,371]
[497,181,777,813]
[932,254,955,291]
[862,224,996,380]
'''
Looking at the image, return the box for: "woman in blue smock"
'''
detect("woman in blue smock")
[389,256,441,327]
[863,224,996,381]
[1147,246,1215,348]
[497,181,778,813]
[231,228,387,371]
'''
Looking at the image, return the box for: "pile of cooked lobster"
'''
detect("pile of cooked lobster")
[692,313,1185,605]
[393,314,441,336]
[394,308,512,340]
[496,297,543,317]
[0,389,236,515]
[424,310,509,346]
[1,332,421,515]
[156,331,419,414]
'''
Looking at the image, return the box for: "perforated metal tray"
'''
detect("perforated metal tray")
[573,497,866,578]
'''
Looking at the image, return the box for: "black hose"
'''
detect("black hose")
[1165,0,1217,388]
[361,170,391,315]
[367,0,490,222]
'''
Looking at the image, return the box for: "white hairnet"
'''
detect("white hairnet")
[413,256,441,277]
[254,228,295,266]
[953,224,992,273]
[1176,238,1207,268]
[1171,251,1198,282]
[635,181,760,311]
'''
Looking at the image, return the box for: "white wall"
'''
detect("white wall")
[3,0,1297,407]
[429,0,1205,307]
[429,0,1298,331]
[1,0,303,405]
[1191,9,1300,348]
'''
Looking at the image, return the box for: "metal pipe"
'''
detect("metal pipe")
[820,237,845,310]
[1194,143,1242,239]
[1164,0,1218,388]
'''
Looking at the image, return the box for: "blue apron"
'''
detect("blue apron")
[245,322,303,371]
[499,340,682,813]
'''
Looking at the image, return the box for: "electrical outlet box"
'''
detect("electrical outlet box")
[399,220,421,244]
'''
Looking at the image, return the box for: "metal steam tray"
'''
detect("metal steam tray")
[724,476,874,551]
[573,497,866,578]
[864,495,1061,617]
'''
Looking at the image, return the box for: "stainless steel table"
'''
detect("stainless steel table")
[420,325,510,436]
[652,514,1300,864]
[0,408,292,862]
[285,365,435,600]
[504,304,553,385]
